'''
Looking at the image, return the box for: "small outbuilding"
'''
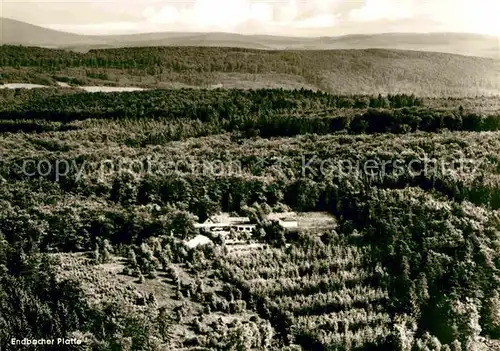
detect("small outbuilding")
[185,234,213,249]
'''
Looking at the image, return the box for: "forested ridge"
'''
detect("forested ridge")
[0,86,499,350]
[1,45,500,96]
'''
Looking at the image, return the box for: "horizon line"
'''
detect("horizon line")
[2,17,500,39]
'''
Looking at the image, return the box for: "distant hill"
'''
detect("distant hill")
[0,18,108,47]
[307,32,500,60]
[1,45,499,96]
[1,17,499,59]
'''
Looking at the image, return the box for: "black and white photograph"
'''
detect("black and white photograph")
[0,0,499,350]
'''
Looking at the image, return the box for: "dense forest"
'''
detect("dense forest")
[1,45,500,96]
[2,88,500,139]
[0,85,499,350]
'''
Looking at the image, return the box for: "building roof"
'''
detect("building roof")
[267,212,297,221]
[205,213,251,225]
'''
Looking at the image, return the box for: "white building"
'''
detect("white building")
[194,213,255,234]
[185,234,213,249]
[194,212,298,233]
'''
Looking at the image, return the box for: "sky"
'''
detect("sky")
[1,0,499,36]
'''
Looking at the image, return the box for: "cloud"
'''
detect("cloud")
[349,0,413,22]
[348,0,499,35]
[4,0,500,36]
[143,1,282,29]
[143,6,179,25]
[430,0,500,35]
[296,14,340,28]
[249,3,274,23]
[140,0,340,32]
